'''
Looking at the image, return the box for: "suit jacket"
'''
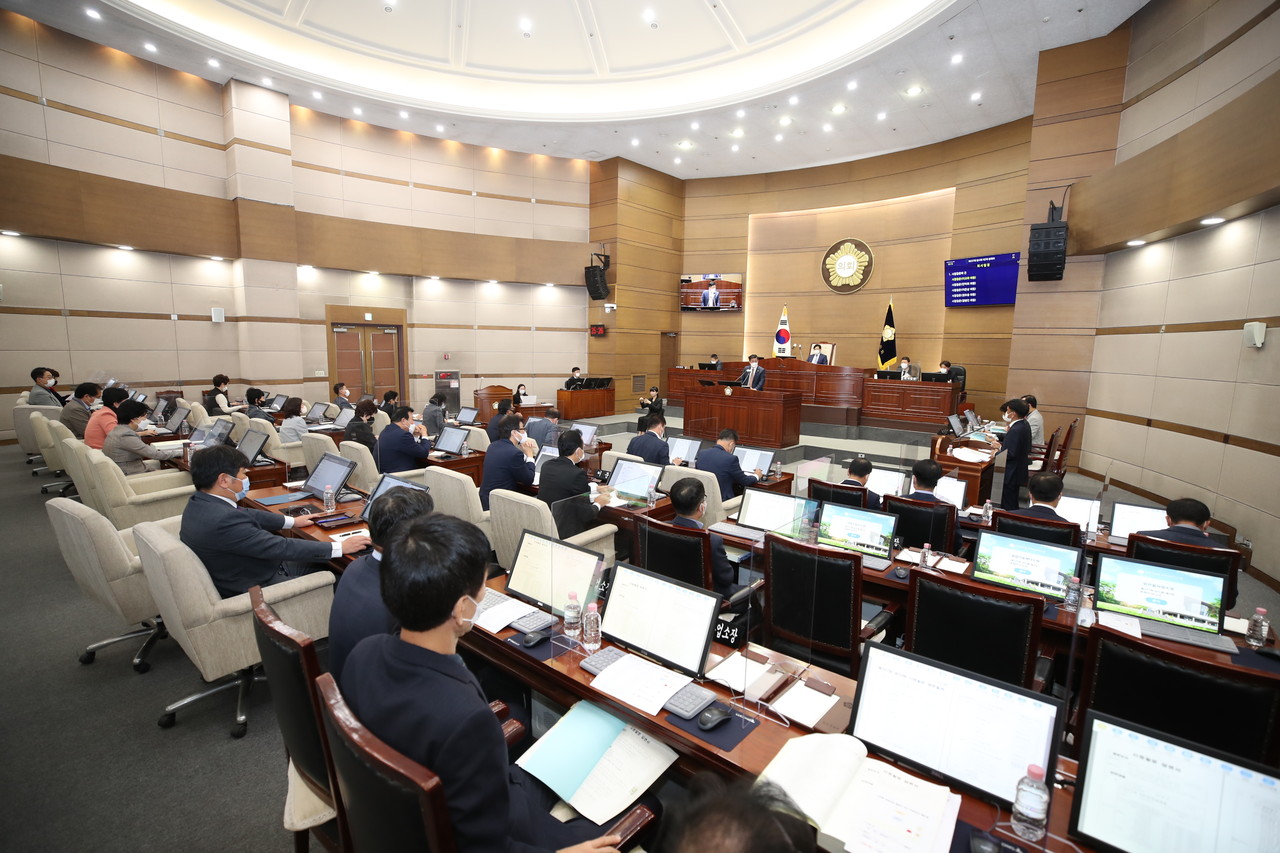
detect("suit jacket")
[27,385,62,407]
[379,401,398,418]
[671,516,736,597]
[736,365,767,390]
[626,431,671,467]
[334,396,353,410]
[421,403,446,437]
[343,419,377,453]
[278,416,308,444]
[899,363,921,380]
[526,418,557,448]
[1011,503,1068,522]
[840,479,881,511]
[374,423,432,473]
[245,404,274,422]
[179,491,333,598]
[479,438,535,510]
[1138,525,1215,547]
[84,406,119,450]
[536,456,599,539]
[486,414,508,443]
[701,288,720,307]
[103,424,178,475]
[807,352,829,365]
[59,400,92,439]
[563,376,585,390]
[999,419,1032,485]
[696,444,758,501]
[1025,409,1045,445]
[327,552,395,683]
[341,635,591,852]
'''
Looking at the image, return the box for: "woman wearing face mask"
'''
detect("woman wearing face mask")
[637,385,664,432]
[204,373,245,416]
[345,399,379,452]
[512,383,528,407]
[102,399,182,475]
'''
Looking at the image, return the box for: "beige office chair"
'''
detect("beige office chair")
[46,498,181,672]
[301,433,335,475]
[338,441,380,492]
[601,450,642,473]
[228,412,251,443]
[247,417,306,471]
[133,521,335,738]
[488,489,616,571]
[14,403,60,466]
[421,466,492,548]
[30,413,75,495]
[17,390,29,404]
[87,451,195,529]
[61,439,107,515]
[660,466,742,526]
[324,403,341,420]
[187,401,212,428]
[371,409,390,437]
[461,425,490,452]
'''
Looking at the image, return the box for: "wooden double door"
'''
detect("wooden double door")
[330,323,405,403]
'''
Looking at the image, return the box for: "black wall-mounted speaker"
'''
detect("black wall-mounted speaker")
[1027,221,1068,281]
[584,265,609,300]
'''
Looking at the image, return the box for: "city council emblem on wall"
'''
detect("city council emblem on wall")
[821,239,875,294]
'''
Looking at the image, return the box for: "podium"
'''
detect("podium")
[682,388,802,449]
[931,434,996,506]
[473,385,511,424]
[557,388,613,420]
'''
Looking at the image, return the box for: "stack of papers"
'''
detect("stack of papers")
[771,681,841,728]
[590,654,691,715]
[950,447,993,463]
[706,651,773,693]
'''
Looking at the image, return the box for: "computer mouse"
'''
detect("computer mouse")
[1254,646,1280,661]
[521,630,550,648]
[697,706,732,731]
[894,566,909,579]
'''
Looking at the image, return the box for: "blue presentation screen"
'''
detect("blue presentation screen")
[944,253,1020,307]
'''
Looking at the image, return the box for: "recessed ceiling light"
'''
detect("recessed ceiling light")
[368,271,380,276]
[436,124,445,133]
[353,107,363,116]
[312,91,322,100]
[429,275,440,280]
[489,280,498,285]
[519,17,532,37]
[970,91,981,101]
[545,282,555,287]
[846,80,858,91]
[779,116,792,127]
[951,53,963,64]
[788,95,799,106]
[1,230,20,237]
[822,123,833,132]
[906,86,923,96]
[210,256,224,261]
[731,144,739,152]
[261,77,273,87]
[831,104,846,114]
[736,108,745,118]
[774,133,783,142]
[730,128,743,138]
[643,9,656,23]
[676,140,693,150]
[1200,216,1225,225]
[690,121,699,130]
[143,42,156,53]
[631,138,640,146]
[674,157,682,164]
[207,58,220,68]
[85,8,101,20]
[298,265,314,273]
[1126,240,1146,247]
[399,110,409,119]
[876,112,887,121]
[117,245,134,251]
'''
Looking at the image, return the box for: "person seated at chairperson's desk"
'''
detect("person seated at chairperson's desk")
[479,414,537,510]
[696,429,760,501]
[375,406,432,473]
[340,514,626,853]
[103,399,179,475]
[736,354,766,390]
[179,445,369,599]
[806,343,828,365]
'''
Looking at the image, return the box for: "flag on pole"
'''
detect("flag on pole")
[774,305,791,357]
[877,302,897,369]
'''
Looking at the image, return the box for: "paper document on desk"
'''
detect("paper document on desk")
[1097,611,1141,638]
[950,447,992,463]
[760,734,957,853]
[706,651,773,693]
[934,556,968,575]
[517,701,676,824]
[771,680,840,728]
[590,653,691,715]
[474,599,537,634]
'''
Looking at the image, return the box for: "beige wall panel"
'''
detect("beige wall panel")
[413,157,476,190]
[1086,372,1157,416]
[290,106,341,143]
[77,348,184,382]
[533,156,589,183]
[337,122,410,158]
[1007,333,1096,372]
[1,346,73,386]
[58,242,170,281]
[410,186,475,217]
[34,28,158,97]
[1255,197,1280,264]
[1219,444,1280,518]
[238,286,299,319]
[236,322,301,352]
[530,330,585,353]
[1155,329,1243,380]
[474,196,533,224]
[1143,427,1227,494]
[294,192,343,217]
[533,177,588,205]
[0,269,62,308]
[293,164,342,198]
[172,282,237,316]
[0,40,40,91]
[61,275,173,314]
[339,145,411,182]
[65,316,173,351]
[0,92,44,139]
[1227,381,1280,442]
[0,11,37,57]
[1236,332,1280,385]
[534,222,587,245]
[1034,67,1128,119]
[1098,280,1169,328]
[1010,290,1102,330]
[294,135,342,170]
[411,137,483,170]
[531,202,586,229]
[0,313,69,351]
[1091,332,1162,374]
[1164,265,1254,324]
[475,218,533,240]
[165,169,225,199]
[1026,114,1123,163]
[175,320,240,351]
[475,169,534,199]
[1117,64,1200,148]
[1006,367,1091,407]
[226,173,293,206]
[1169,215,1261,278]
[1102,243,1175,288]
[532,303,587,329]
[1248,260,1280,319]
[43,105,162,162]
[342,175,412,209]
[156,68,221,116]
[0,125,49,163]
[1079,415,1149,469]
[161,137,224,178]
[1149,376,1236,431]
[47,142,163,189]
[225,108,291,151]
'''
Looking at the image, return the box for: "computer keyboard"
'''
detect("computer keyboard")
[863,555,891,571]
[1139,619,1238,654]
[475,588,512,615]
[510,610,556,633]
[663,683,716,720]
[580,646,627,675]
[708,521,766,542]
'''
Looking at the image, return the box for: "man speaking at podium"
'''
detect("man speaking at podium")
[736,354,766,390]
[701,281,720,308]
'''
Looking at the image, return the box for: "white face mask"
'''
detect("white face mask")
[45,378,56,387]
[458,594,482,627]
[515,431,528,444]
[342,389,350,397]
[1003,411,1013,423]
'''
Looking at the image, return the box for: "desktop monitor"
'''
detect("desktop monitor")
[1093,554,1226,634]
[456,406,479,424]
[132,391,147,402]
[667,437,701,466]
[198,418,233,448]
[163,407,190,432]
[816,503,898,563]
[1070,712,1280,853]
[569,422,598,445]
[735,489,819,538]
[533,446,559,478]
[1056,496,1101,532]
[963,409,981,428]
[947,413,967,436]
[304,401,329,422]
[971,529,1083,600]
[300,452,358,500]
[874,371,899,380]
[865,469,906,500]
[434,425,468,456]
[331,408,356,429]
[697,362,720,370]
[1109,502,1169,542]
[235,429,269,464]
[732,446,774,474]
[507,530,605,616]
[359,393,374,402]
[921,372,951,383]
[934,475,967,508]
[149,398,166,419]
[600,562,722,678]
[850,643,1064,809]
[607,459,663,500]
[360,473,431,522]
[270,393,288,409]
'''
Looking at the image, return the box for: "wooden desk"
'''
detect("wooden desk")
[751,472,794,495]
[862,378,960,426]
[931,434,996,506]
[682,389,802,449]
[426,449,485,487]
[557,388,614,420]
[514,403,553,421]
[168,455,288,489]
[667,360,865,409]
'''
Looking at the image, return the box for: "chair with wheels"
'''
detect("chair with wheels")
[14,403,61,468]
[29,413,75,494]
[338,441,380,493]
[301,433,336,476]
[228,412,251,443]
[655,466,741,527]
[85,450,194,529]
[420,466,491,548]
[248,417,306,472]
[488,489,616,571]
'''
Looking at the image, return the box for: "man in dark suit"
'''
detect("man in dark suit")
[537,429,610,539]
[736,354,766,390]
[380,390,400,418]
[328,485,434,682]
[707,354,722,370]
[374,406,432,473]
[59,381,101,439]
[180,445,370,599]
[332,382,353,410]
[1138,497,1216,545]
[1011,473,1069,521]
[340,514,622,853]
[898,356,921,381]
[806,344,828,365]
[526,408,559,447]
[626,414,683,467]
[994,398,1032,510]
[669,477,738,598]
[564,367,586,390]
[696,428,760,501]
[841,457,881,510]
[902,459,963,554]
[701,282,720,308]
[486,398,514,442]
[479,414,537,510]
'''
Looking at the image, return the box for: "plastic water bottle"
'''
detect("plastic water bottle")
[1011,764,1050,842]
[1246,608,1270,650]
[982,499,993,524]
[563,592,582,642]
[1063,577,1082,612]
[582,603,601,653]
[646,487,657,508]
[461,441,471,457]
[323,484,336,512]
[920,542,933,568]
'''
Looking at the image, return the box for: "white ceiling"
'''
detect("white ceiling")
[9,0,1149,178]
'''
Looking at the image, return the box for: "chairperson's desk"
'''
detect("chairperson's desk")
[682,389,802,449]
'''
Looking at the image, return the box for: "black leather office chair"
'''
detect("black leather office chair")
[806,479,867,510]
[761,534,895,676]
[905,570,1050,690]
[250,588,346,853]
[882,495,958,554]
[636,517,713,591]
[1127,533,1244,610]
[950,365,966,392]
[1076,625,1280,767]
[991,510,1081,548]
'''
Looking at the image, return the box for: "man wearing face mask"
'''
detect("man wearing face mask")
[538,429,612,538]
[479,414,538,510]
[180,445,370,598]
[992,398,1032,511]
[27,366,64,407]
[59,382,101,439]
[333,382,354,410]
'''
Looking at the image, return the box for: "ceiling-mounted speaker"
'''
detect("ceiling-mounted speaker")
[585,265,609,300]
